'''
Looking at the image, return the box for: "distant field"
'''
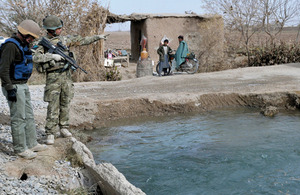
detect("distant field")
[104,31,131,52]
[251,29,300,45]
[104,28,300,55]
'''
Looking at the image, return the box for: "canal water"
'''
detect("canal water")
[86,108,300,195]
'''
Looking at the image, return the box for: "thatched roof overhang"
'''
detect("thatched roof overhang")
[106,13,220,24]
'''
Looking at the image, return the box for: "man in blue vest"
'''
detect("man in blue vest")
[0,20,48,159]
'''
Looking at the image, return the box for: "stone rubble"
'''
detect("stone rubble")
[0,124,83,195]
[0,87,48,118]
[0,87,147,195]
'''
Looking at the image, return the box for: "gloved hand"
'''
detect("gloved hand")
[7,88,17,102]
[39,53,64,63]
[51,54,64,61]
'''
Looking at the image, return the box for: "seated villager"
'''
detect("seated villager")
[175,35,189,69]
[157,39,172,76]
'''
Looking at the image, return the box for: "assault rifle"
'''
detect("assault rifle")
[39,37,88,74]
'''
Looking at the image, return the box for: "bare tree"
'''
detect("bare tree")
[260,0,300,44]
[203,0,300,65]
[203,0,262,65]
[0,0,110,82]
[0,0,107,36]
[0,0,49,35]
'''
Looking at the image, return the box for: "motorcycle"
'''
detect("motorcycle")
[156,52,199,75]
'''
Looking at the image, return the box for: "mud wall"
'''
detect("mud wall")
[130,16,224,72]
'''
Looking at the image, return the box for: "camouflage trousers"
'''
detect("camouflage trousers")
[44,70,74,135]
[2,84,38,153]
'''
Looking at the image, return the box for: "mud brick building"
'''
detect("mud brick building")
[107,13,224,72]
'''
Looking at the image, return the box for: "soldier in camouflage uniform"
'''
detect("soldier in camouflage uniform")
[33,15,107,145]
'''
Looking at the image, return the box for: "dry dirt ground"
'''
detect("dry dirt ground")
[105,31,131,52]
[75,30,300,126]
[67,62,300,129]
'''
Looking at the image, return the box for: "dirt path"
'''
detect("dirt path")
[66,63,300,129]
[78,63,300,99]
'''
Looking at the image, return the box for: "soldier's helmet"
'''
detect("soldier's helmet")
[43,15,63,30]
[17,20,40,39]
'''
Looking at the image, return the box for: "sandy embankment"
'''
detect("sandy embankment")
[70,63,300,129]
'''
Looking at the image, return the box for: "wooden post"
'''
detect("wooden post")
[99,8,108,60]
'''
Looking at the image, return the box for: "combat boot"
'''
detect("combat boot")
[30,143,48,152]
[60,128,72,138]
[17,149,37,159]
[46,135,55,145]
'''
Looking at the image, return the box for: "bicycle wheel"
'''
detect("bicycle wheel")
[156,63,159,74]
[156,62,171,76]
[186,59,199,74]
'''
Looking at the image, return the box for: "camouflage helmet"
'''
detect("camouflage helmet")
[17,20,40,39]
[42,15,63,30]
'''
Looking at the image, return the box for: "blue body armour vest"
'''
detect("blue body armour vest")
[1,38,33,80]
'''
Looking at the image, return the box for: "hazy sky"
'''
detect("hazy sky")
[102,0,206,31]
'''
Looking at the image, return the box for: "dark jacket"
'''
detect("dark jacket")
[0,34,28,90]
[157,45,172,62]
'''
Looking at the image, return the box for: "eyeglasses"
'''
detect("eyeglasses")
[25,35,36,43]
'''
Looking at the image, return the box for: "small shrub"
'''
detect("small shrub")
[249,42,300,66]
[105,66,122,81]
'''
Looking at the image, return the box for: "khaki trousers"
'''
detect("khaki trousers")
[2,84,37,153]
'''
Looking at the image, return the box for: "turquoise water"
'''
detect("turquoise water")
[86,108,300,195]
